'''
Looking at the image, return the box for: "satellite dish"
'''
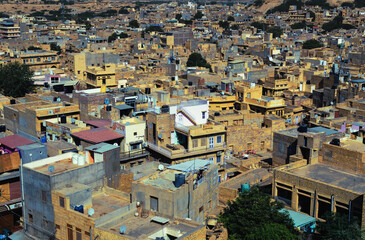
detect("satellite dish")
[119,225,127,234]
[48,165,55,174]
[88,208,95,217]
[113,143,119,146]
[158,164,164,171]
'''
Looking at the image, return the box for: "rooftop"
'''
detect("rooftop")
[287,164,365,194]
[0,134,35,149]
[84,119,111,128]
[23,152,87,176]
[85,143,119,153]
[338,139,365,152]
[104,214,200,240]
[71,127,123,144]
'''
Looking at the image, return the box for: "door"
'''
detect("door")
[150,196,158,211]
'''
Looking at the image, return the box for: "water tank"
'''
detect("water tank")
[74,205,84,214]
[174,173,185,188]
[60,115,67,124]
[161,105,169,113]
[241,182,250,193]
[40,135,47,143]
[77,155,85,166]
[119,225,127,234]
[72,154,78,164]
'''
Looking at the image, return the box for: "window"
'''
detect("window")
[85,231,90,237]
[202,111,206,119]
[67,224,73,240]
[134,132,137,136]
[138,161,143,165]
[193,139,198,148]
[43,216,48,227]
[209,137,214,149]
[77,71,80,74]
[150,196,158,211]
[41,190,47,203]
[59,197,65,208]
[76,228,82,240]
[28,213,33,223]
[102,79,106,85]
[178,114,183,122]
[216,156,221,163]
[209,157,214,162]
[56,224,60,229]
[218,176,221,183]
[130,162,135,168]
[217,136,222,144]
[201,138,206,147]
[199,206,204,213]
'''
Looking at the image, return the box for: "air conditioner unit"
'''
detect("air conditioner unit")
[48,110,54,114]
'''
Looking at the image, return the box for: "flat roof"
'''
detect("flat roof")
[167,159,212,172]
[91,191,130,219]
[288,164,365,194]
[0,134,35,149]
[340,139,365,152]
[105,214,199,239]
[85,143,119,153]
[308,127,340,136]
[71,127,123,144]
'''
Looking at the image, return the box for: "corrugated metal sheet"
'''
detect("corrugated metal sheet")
[0,134,35,149]
[71,127,123,144]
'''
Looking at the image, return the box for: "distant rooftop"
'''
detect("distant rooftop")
[288,164,365,194]
[71,127,123,144]
[0,134,35,149]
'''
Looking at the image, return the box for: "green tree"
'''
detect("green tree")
[254,0,264,7]
[28,46,42,50]
[85,21,91,30]
[119,7,129,14]
[227,16,235,22]
[219,187,299,240]
[186,52,211,70]
[251,21,268,31]
[193,10,203,19]
[128,19,140,28]
[267,26,283,38]
[0,62,34,98]
[322,15,343,32]
[145,25,164,33]
[291,21,306,29]
[219,20,230,29]
[302,39,323,49]
[50,43,61,54]
[231,24,239,30]
[316,212,362,240]
[354,0,365,8]
[175,13,182,20]
[108,32,128,42]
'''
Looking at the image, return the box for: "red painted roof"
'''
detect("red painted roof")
[0,134,35,149]
[71,127,123,144]
[84,119,111,128]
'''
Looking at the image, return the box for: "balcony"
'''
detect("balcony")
[120,148,149,162]
[147,142,226,159]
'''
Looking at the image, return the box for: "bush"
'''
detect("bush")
[302,39,323,49]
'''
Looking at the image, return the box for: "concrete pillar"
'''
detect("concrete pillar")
[311,190,318,218]
[291,186,298,211]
